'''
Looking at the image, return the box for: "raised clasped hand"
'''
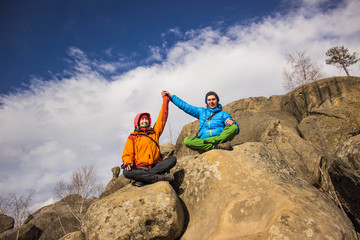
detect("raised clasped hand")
[161,90,171,98]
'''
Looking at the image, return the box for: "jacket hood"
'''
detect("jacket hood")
[134,112,151,128]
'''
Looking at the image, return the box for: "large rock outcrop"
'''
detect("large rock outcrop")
[0,195,95,240]
[293,78,360,159]
[172,143,357,239]
[174,76,360,234]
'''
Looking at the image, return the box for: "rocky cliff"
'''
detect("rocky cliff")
[1,76,359,240]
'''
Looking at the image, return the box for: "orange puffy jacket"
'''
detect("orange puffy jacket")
[122,96,169,169]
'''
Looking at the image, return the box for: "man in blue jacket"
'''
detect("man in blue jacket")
[162,90,239,151]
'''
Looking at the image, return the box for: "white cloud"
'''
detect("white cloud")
[104,48,113,57]
[30,197,56,213]
[147,46,164,62]
[169,27,183,37]
[1,0,359,212]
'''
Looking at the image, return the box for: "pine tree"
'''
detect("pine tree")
[325,46,359,76]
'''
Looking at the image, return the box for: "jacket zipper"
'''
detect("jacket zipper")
[209,109,212,136]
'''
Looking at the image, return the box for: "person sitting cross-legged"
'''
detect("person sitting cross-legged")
[162,90,239,152]
[121,91,176,187]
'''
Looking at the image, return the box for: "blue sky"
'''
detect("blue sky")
[1,0,360,212]
[1,0,284,95]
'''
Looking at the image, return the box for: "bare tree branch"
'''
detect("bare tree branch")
[283,51,323,91]
[0,191,34,227]
[54,165,104,232]
[0,195,12,214]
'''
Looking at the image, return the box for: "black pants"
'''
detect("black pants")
[123,156,177,183]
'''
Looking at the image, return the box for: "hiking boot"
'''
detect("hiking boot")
[157,173,174,182]
[132,181,145,187]
[215,141,233,150]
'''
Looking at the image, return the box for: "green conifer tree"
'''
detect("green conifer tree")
[325,46,359,76]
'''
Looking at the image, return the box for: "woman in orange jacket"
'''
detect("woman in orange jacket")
[121,91,176,186]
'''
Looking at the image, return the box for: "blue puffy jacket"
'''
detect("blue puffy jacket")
[171,95,239,139]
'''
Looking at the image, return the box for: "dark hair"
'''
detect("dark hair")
[205,91,219,104]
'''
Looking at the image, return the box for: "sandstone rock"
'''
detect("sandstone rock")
[172,76,360,235]
[336,134,360,170]
[174,120,201,159]
[83,181,184,240]
[291,77,360,158]
[0,214,14,234]
[160,143,176,159]
[0,195,96,240]
[222,96,285,113]
[232,110,298,145]
[172,143,356,240]
[29,195,94,240]
[0,224,42,240]
[298,114,359,160]
[260,120,329,188]
[59,231,85,240]
[331,134,360,231]
[284,77,360,122]
[100,174,132,199]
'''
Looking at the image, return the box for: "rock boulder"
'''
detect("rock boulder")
[83,181,184,240]
[0,195,95,240]
[0,214,14,234]
[172,143,357,239]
